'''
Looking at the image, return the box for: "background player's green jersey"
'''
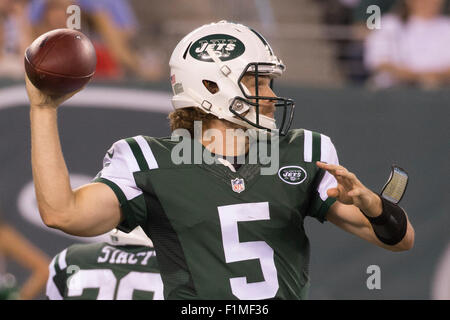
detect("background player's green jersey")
[46,242,162,300]
[94,129,339,299]
[0,273,19,300]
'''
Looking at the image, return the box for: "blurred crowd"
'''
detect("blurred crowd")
[1,0,450,89]
[321,0,450,89]
[0,0,164,82]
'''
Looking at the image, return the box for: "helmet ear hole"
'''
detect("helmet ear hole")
[202,80,219,94]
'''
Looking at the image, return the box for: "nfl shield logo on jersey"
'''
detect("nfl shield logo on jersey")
[231,178,245,193]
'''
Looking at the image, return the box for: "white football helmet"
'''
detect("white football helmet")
[169,20,295,135]
[109,226,154,247]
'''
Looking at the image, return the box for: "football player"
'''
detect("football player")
[26,21,414,299]
[46,226,162,300]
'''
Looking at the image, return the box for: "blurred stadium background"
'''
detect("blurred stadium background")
[0,0,449,299]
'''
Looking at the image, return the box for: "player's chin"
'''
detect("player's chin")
[260,110,275,119]
[260,104,275,119]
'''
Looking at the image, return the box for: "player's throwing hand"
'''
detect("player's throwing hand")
[25,74,81,110]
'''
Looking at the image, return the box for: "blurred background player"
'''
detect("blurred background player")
[46,226,163,300]
[0,211,49,300]
[431,242,450,300]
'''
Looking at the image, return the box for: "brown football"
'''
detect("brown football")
[24,28,97,95]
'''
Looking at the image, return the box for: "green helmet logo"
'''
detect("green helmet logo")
[189,34,245,62]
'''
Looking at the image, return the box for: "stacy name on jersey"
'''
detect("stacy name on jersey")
[97,245,155,265]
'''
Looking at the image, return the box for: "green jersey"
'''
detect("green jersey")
[94,129,339,300]
[46,242,162,300]
[0,273,19,300]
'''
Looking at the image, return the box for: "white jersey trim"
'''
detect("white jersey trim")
[46,256,63,300]
[97,139,143,201]
[58,248,68,270]
[133,136,159,170]
[118,140,141,173]
[303,130,313,162]
[317,134,339,201]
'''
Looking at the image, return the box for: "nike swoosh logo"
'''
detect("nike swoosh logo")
[107,150,114,158]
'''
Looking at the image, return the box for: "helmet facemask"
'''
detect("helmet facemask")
[230,62,295,136]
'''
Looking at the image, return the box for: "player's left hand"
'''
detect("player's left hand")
[316,161,382,217]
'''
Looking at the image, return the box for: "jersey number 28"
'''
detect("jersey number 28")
[67,270,163,300]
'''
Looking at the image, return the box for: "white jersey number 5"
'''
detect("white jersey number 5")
[218,202,279,299]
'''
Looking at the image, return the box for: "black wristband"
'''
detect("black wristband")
[361,195,408,246]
